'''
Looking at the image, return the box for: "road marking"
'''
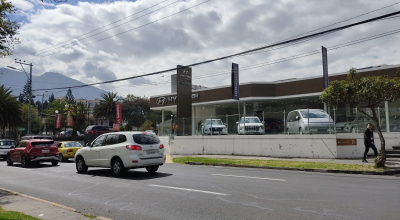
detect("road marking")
[211,174,285,181]
[148,184,229,196]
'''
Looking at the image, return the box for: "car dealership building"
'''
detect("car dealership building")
[150,64,400,136]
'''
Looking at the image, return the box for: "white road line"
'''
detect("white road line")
[211,174,285,182]
[148,184,229,196]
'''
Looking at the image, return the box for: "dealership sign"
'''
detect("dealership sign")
[66,111,73,127]
[156,93,199,106]
[55,114,62,128]
[322,46,328,89]
[231,63,240,100]
[115,103,123,124]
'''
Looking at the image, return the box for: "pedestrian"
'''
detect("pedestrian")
[363,123,378,162]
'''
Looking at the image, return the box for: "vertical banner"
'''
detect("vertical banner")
[115,103,123,124]
[231,63,240,100]
[176,65,192,136]
[55,114,62,128]
[66,110,73,126]
[322,46,329,89]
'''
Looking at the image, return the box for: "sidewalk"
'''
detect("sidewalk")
[0,189,111,220]
[173,154,400,167]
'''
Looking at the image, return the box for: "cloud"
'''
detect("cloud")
[1,0,400,99]
[12,0,34,11]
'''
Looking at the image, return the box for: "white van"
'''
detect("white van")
[286,109,334,134]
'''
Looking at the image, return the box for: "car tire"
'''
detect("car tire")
[111,158,126,177]
[21,155,29,168]
[146,165,159,173]
[52,161,59,166]
[6,154,13,166]
[76,157,88,173]
[59,153,65,162]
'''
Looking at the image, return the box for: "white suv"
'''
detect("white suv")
[75,132,165,176]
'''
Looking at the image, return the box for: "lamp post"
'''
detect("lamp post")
[38,91,48,134]
[64,104,69,136]
[55,110,59,136]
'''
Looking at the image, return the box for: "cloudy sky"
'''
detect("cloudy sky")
[2,0,400,98]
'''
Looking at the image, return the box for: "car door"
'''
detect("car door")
[99,134,117,167]
[13,141,26,162]
[86,135,106,166]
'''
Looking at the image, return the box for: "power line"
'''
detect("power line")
[32,10,400,92]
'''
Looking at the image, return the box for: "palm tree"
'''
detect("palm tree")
[0,85,22,138]
[93,92,119,125]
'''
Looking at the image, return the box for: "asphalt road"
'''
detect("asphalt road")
[0,160,399,220]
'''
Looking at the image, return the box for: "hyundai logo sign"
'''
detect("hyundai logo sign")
[156,97,167,106]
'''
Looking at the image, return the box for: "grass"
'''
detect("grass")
[173,157,387,171]
[0,206,42,220]
[82,213,96,219]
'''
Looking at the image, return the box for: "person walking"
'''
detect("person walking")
[363,123,378,162]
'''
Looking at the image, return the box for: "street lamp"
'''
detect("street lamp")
[39,91,48,134]
[55,110,59,136]
[64,104,69,135]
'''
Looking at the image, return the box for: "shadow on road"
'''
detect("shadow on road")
[78,168,173,180]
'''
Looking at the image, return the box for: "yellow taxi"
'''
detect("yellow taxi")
[57,141,84,162]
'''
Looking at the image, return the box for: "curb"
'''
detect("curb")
[0,187,113,220]
[183,162,400,176]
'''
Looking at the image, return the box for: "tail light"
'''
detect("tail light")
[90,130,94,134]
[160,144,164,149]
[126,145,142,150]
[67,149,73,152]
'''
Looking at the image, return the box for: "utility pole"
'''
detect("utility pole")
[37,91,48,134]
[15,60,33,135]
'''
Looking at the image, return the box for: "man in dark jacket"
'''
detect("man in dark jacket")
[363,123,378,162]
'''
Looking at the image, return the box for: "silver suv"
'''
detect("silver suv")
[201,119,228,135]
[286,109,334,134]
[236,116,265,135]
[0,139,15,159]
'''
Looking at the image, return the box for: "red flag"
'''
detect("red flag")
[55,114,62,128]
[115,103,123,124]
[66,110,73,127]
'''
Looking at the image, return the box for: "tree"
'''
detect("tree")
[93,92,118,125]
[19,79,34,105]
[43,100,49,110]
[35,101,42,112]
[44,99,67,135]
[20,103,40,135]
[0,0,20,57]
[122,95,151,128]
[65,88,75,104]
[66,101,88,139]
[0,85,22,138]
[140,120,153,131]
[48,93,55,103]
[320,68,400,167]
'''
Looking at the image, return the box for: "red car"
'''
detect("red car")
[6,139,59,168]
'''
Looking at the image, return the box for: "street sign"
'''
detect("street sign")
[113,123,120,131]
[17,127,25,131]
[336,139,357,145]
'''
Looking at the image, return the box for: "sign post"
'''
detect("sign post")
[232,63,240,133]
[176,65,192,136]
[322,46,328,89]
[115,103,123,124]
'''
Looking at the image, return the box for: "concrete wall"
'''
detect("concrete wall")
[170,135,338,158]
[336,132,400,158]
[168,132,400,159]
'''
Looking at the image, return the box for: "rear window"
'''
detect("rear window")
[0,141,15,146]
[33,136,52,140]
[31,141,55,147]
[64,142,82,148]
[133,134,160,145]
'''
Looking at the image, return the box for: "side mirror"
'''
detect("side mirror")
[295,116,299,120]
[86,143,90,147]
[236,122,239,124]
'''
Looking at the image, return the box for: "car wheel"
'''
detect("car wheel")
[21,155,29,168]
[146,165,159,173]
[52,161,59,166]
[59,154,65,162]
[76,157,88,173]
[111,158,126,177]
[6,154,13,166]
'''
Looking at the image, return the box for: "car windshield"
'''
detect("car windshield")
[64,142,82,148]
[241,118,260,123]
[0,141,15,146]
[206,120,223,125]
[133,134,160,145]
[31,141,55,147]
[300,110,329,118]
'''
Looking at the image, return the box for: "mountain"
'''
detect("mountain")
[0,69,108,101]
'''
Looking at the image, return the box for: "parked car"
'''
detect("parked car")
[264,118,284,134]
[7,139,59,167]
[335,117,357,133]
[286,109,334,134]
[201,119,228,135]
[57,141,84,162]
[59,130,83,137]
[0,139,15,160]
[84,125,112,146]
[236,116,265,135]
[75,132,165,176]
[21,135,53,140]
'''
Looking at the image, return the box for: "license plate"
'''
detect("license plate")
[42,150,49,153]
[146,149,159,154]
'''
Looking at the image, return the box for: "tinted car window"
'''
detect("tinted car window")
[133,134,160,145]
[118,135,127,143]
[92,135,106,147]
[17,142,26,148]
[64,142,82,148]
[0,141,15,146]
[104,135,118,145]
[31,141,55,147]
